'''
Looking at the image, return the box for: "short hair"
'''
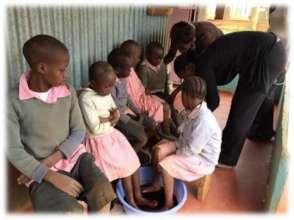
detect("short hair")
[174,52,194,77]
[146,42,163,55]
[182,76,207,100]
[89,61,114,82]
[120,40,140,50]
[107,48,132,69]
[22,34,68,68]
[170,21,195,44]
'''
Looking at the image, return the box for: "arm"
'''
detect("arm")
[58,87,86,159]
[164,40,178,65]
[136,65,149,89]
[179,118,210,155]
[111,86,131,124]
[163,65,170,96]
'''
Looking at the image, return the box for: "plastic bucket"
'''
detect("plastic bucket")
[116,166,187,215]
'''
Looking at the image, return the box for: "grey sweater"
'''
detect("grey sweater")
[7,84,86,183]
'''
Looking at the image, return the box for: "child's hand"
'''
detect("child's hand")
[17,174,31,185]
[109,108,119,126]
[145,89,152,95]
[45,171,84,198]
[41,150,64,168]
[99,116,111,123]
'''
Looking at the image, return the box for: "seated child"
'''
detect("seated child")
[107,48,151,163]
[7,35,116,212]
[143,76,222,210]
[78,61,157,208]
[120,40,172,135]
[136,42,169,101]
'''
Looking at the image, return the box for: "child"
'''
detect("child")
[78,61,157,208]
[120,40,172,135]
[136,42,169,101]
[107,48,151,163]
[7,35,116,212]
[143,76,222,210]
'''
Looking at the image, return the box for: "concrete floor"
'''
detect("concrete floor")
[8,91,278,213]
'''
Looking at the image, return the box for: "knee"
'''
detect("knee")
[79,152,94,163]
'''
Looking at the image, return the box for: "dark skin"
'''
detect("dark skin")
[169,63,195,125]
[18,52,86,198]
[89,71,120,126]
[144,92,203,210]
[112,61,158,208]
[146,47,164,67]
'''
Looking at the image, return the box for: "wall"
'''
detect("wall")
[6,6,168,89]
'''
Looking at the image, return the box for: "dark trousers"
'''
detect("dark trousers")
[219,41,287,166]
[115,117,148,153]
[29,153,116,212]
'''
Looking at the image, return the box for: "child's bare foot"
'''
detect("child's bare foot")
[141,184,161,194]
[160,203,173,211]
[127,198,139,209]
[135,197,158,208]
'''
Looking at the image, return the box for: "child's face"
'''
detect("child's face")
[93,72,116,96]
[177,41,194,54]
[178,63,195,80]
[131,45,142,67]
[41,53,69,87]
[147,48,164,67]
[182,92,203,111]
[115,63,132,78]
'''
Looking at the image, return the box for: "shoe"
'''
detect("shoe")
[216,163,234,169]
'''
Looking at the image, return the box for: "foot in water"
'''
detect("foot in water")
[142,183,161,194]
[135,196,158,208]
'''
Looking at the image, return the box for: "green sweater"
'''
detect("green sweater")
[7,85,86,183]
[136,63,169,95]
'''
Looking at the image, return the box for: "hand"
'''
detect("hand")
[17,174,31,185]
[44,170,84,198]
[109,108,119,126]
[41,150,64,168]
[99,116,111,123]
[145,89,152,95]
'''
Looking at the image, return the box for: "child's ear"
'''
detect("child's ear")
[37,62,48,75]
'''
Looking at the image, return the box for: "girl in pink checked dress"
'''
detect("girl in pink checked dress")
[78,61,157,209]
[143,76,222,210]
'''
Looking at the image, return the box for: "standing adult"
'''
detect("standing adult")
[174,31,287,167]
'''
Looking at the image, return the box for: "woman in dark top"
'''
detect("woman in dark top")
[174,31,287,167]
[164,21,223,65]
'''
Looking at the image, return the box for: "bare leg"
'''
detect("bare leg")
[132,170,158,208]
[161,167,174,210]
[142,142,175,193]
[162,103,171,135]
[122,176,138,208]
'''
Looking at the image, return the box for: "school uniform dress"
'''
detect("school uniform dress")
[191,31,287,166]
[158,102,222,181]
[79,88,140,182]
[7,71,116,212]
[136,59,169,100]
[126,68,164,123]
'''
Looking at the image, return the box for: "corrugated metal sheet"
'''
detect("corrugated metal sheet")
[6,6,168,88]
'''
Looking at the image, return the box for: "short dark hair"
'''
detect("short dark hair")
[174,52,194,77]
[107,48,132,69]
[120,39,140,50]
[89,61,114,82]
[146,41,163,55]
[182,76,207,100]
[22,34,68,68]
[170,21,195,44]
